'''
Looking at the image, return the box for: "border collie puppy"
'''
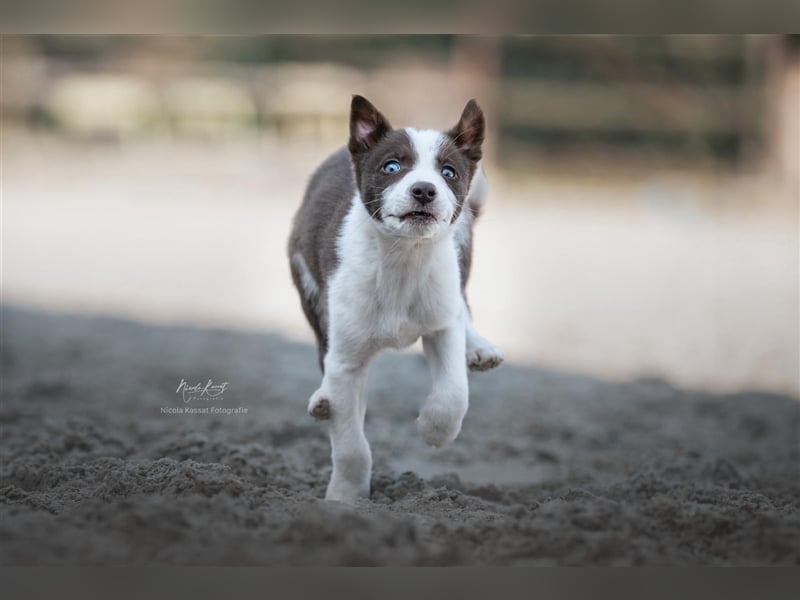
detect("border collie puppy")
[288,96,503,502]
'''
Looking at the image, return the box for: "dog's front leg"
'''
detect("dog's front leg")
[310,354,372,503]
[419,313,469,448]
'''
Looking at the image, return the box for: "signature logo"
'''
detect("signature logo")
[176,378,230,404]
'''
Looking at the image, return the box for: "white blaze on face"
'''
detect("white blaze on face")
[380,128,457,233]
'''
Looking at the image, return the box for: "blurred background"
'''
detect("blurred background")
[3,35,798,396]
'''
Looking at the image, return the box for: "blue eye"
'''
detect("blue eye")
[441,165,456,179]
[382,160,401,174]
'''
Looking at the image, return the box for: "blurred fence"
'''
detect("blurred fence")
[2,35,798,171]
[2,35,797,394]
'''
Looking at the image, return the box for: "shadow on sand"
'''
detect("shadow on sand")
[1,305,798,565]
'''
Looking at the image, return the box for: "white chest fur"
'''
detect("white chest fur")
[327,198,463,356]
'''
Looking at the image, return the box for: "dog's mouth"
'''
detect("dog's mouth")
[399,210,437,223]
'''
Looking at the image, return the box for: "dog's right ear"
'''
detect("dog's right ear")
[349,95,391,154]
[447,99,485,163]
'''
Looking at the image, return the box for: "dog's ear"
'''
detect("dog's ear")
[349,95,392,154]
[447,99,485,163]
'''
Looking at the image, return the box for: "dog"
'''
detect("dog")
[288,95,503,502]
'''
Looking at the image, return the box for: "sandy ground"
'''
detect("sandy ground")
[2,134,798,564]
[1,305,798,565]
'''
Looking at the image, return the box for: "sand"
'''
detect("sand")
[1,305,798,565]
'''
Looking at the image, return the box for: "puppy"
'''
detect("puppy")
[288,95,503,502]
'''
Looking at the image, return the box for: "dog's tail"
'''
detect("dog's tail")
[466,167,488,219]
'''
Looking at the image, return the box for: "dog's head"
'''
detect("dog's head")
[347,95,484,239]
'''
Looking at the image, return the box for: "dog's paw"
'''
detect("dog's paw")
[417,404,465,448]
[307,390,331,420]
[325,448,372,503]
[325,479,370,503]
[466,341,504,372]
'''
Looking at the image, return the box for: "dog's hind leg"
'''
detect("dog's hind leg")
[456,170,502,372]
[466,321,504,372]
[463,298,504,372]
[290,252,329,372]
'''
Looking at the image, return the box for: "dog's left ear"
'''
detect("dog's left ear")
[448,99,485,163]
[349,95,392,154]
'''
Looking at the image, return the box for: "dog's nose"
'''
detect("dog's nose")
[410,182,437,205]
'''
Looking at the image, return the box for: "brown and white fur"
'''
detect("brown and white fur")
[288,96,503,502]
